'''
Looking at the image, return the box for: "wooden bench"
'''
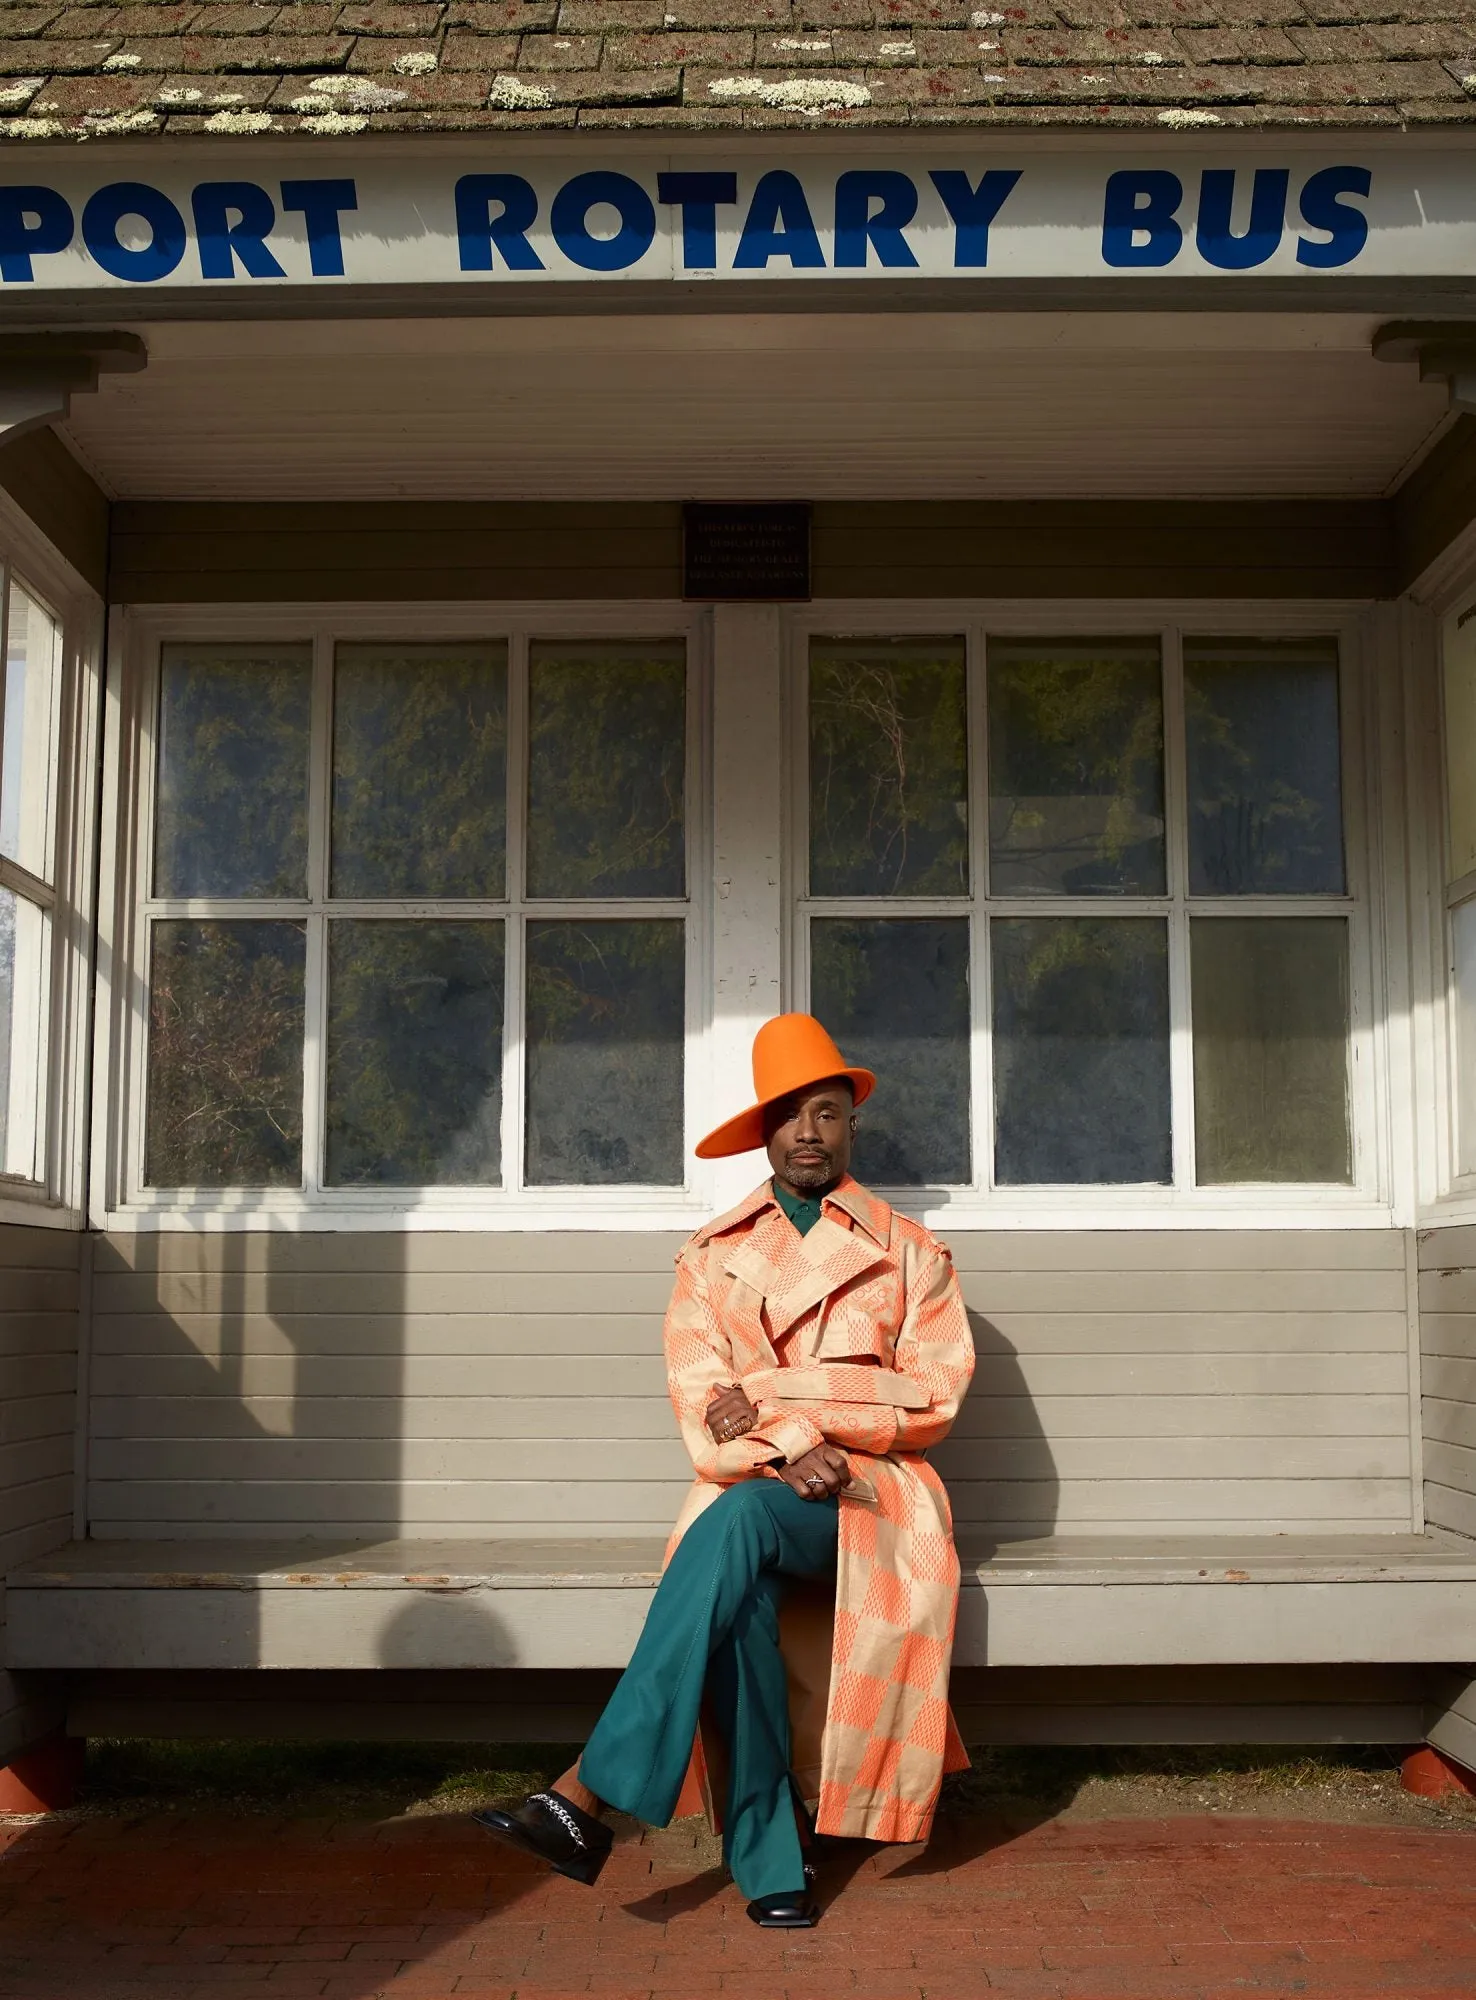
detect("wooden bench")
[9,1531,1476,1673]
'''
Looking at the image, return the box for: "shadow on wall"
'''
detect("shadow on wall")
[88,1218,412,1652]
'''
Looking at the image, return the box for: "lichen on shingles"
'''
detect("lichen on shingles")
[299,110,369,134]
[0,78,43,109]
[392,52,437,76]
[708,76,872,113]
[487,74,553,110]
[288,75,405,113]
[1159,107,1222,126]
[202,108,275,133]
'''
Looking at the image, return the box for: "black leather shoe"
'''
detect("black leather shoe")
[746,1890,820,1929]
[472,1790,613,1886]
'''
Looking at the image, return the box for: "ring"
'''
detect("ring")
[805,1475,825,1491]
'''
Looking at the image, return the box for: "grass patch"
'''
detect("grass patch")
[73,1737,1409,1821]
[80,1738,583,1815]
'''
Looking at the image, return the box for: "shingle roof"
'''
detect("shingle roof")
[1,0,1474,139]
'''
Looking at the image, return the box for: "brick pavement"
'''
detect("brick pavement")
[1,1805,1474,1999]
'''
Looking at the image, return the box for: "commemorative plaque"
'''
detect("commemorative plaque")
[682,503,812,602]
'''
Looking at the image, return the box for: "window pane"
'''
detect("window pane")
[1454,901,1476,1179]
[525,919,684,1184]
[326,920,504,1187]
[1185,637,1344,895]
[809,917,970,1186]
[527,641,685,899]
[988,637,1165,896]
[145,919,305,1186]
[1,581,61,883]
[0,887,49,1183]
[1191,917,1351,1183]
[332,642,508,900]
[993,918,1170,1186]
[154,644,312,899]
[809,636,967,898]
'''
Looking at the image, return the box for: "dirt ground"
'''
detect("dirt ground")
[26,1736,1475,1845]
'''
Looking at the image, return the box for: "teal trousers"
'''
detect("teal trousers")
[578,1478,840,1902]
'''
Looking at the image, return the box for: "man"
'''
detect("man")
[474,1013,976,1929]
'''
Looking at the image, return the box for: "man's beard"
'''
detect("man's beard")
[784,1153,840,1191]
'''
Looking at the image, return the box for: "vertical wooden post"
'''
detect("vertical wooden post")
[707,603,785,1210]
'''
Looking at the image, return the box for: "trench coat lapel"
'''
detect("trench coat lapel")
[721,1186,891,1345]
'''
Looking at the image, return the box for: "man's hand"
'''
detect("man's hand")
[706,1384,759,1444]
[779,1444,852,1501]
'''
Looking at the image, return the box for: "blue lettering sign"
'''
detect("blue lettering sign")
[1297,165,1371,269]
[82,183,186,283]
[455,174,542,273]
[280,179,357,278]
[657,171,738,270]
[834,170,919,269]
[550,170,655,272]
[734,171,824,270]
[929,169,1020,268]
[193,181,285,280]
[0,186,72,283]
[1196,168,1288,271]
[1102,171,1183,269]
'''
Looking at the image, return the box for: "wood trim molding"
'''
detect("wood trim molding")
[108,498,1399,606]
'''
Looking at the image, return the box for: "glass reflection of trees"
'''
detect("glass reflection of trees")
[809,638,967,897]
[146,919,305,1186]
[528,642,686,900]
[332,644,508,900]
[988,640,1165,896]
[525,920,685,1185]
[154,644,312,899]
[810,917,970,1186]
[326,920,505,1186]
[1185,639,1344,896]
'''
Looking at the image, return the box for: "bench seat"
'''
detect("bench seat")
[9,1531,1476,1672]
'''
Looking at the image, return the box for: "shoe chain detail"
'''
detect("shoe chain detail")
[532,1791,588,1849]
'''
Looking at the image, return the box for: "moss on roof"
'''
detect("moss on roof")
[0,0,1474,139]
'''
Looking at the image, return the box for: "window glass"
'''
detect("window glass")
[1454,900,1476,1180]
[809,636,967,898]
[987,638,1165,896]
[326,920,504,1187]
[992,917,1171,1186]
[525,919,685,1184]
[154,644,312,899]
[1191,916,1350,1183]
[809,917,970,1186]
[1185,637,1344,895]
[526,641,686,899]
[1444,612,1476,880]
[332,642,507,900]
[0,886,49,1182]
[0,580,61,884]
[145,919,306,1186]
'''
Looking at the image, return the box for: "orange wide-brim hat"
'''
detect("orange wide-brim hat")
[695,1013,875,1160]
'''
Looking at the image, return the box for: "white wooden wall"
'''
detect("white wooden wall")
[1419,1222,1476,1539]
[89,1224,1414,1540]
[0,1223,79,1758]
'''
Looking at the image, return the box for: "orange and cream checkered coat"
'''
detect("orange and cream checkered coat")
[663,1173,975,1845]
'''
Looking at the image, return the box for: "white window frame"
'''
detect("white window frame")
[784,599,1391,1231]
[0,488,103,1230]
[94,593,1401,1234]
[1407,535,1476,1221]
[94,602,715,1232]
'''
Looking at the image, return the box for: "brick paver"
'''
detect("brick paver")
[1,1806,1473,1999]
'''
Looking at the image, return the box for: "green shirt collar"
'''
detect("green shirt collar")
[773,1180,827,1237]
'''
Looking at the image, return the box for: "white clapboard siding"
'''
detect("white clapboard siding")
[0,1225,79,1760]
[87,1227,1415,1541]
[1420,1226,1476,1541]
